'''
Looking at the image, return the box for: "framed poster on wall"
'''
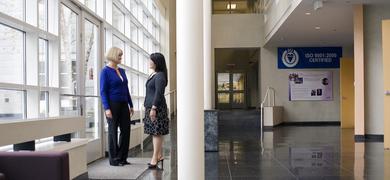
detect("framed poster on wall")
[288,71,333,101]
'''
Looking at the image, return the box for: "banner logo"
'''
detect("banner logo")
[282,48,299,68]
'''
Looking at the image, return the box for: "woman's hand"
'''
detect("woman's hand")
[149,109,157,121]
[105,109,112,119]
[129,108,134,117]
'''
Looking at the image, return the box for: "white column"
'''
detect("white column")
[203,0,212,110]
[177,0,205,179]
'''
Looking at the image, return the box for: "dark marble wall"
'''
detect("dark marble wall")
[205,110,218,152]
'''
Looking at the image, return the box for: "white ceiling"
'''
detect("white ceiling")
[265,0,390,47]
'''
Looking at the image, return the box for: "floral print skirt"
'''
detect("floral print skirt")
[143,105,169,136]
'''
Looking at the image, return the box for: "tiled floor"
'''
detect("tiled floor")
[135,110,386,180]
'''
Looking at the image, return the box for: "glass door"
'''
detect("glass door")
[217,73,231,109]
[81,11,103,163]
[60,1,104,163]
[231,73,245,108]
[216,72,246,109]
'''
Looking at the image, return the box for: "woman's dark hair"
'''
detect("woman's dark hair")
[150,52,168,87]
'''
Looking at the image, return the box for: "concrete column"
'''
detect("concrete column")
[177,0,205,179]
[353,5,365,137]
[204,0,212,110]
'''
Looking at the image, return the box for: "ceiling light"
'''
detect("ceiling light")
[227,3,237,10]
[315,26,321,30]
[305,12,311,15]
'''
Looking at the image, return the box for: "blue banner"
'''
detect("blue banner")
[278,47,342,69]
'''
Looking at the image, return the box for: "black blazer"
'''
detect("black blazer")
[144,72,167,108]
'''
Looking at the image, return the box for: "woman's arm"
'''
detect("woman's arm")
[100,70,110,110]
[152,73,167,108]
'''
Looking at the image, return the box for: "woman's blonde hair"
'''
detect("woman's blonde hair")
[106,47,123,61]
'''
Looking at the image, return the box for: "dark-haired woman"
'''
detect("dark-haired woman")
[144,52,169,169]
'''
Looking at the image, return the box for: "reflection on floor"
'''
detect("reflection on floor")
[97,111,387,179]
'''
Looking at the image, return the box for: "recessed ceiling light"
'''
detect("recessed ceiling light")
[305,12,311,15]
[315,26,321,30]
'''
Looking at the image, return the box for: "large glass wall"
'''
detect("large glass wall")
[0,0,164,151]
[104,0,161,112]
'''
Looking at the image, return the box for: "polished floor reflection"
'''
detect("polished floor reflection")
[135,111,386,180]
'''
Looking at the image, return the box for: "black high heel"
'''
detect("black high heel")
[148,163,158,169]
[159,159,164,170]
[148,158,164,169]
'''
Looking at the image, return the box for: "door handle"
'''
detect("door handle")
[385,91,390,96]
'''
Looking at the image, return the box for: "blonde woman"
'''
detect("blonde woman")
[100,47,134,166]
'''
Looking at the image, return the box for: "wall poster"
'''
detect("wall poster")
[288,71,333,101]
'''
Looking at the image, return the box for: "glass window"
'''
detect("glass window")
[212,0,262,14]
[232,73,245,91]
[0,0,24,21]
[131,73,138,96]
[133,98,139,110]
[60,96,80,116]
[131,48,138,69]
[233,93,244,104]
[130,22,138,43]
[156,26,160,42]
[156,9,160,25]
[138,76,146,96]
[218,93,230,104]
[59,4,78,94]
[39,91,49,118]
[125,0,131,10]
[38,0,48,30]
[0,24,24,84]
[152,43,157,53]
[144,55,149,73]
[152,24,157,39]
[143,34,149,52]
[85,97,99,139]
[138,55,144,73]
[130,0,137,15]
[139,98,144,110]
[85,0,96,12]
[84,19,98,96]
[112,5,125,34]
[0,89,25,120]
[112,35,125,51]
[217,73,230,91]
[142,11,148,28]
[38,39,48,87]
[152,4,157,18]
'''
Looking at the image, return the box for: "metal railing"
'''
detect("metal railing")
[259,86,275,154]
[165,89,177,117]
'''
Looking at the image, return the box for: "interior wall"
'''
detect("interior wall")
[363,4,390,134]
[212,14,264,108]
[260,47,341,122]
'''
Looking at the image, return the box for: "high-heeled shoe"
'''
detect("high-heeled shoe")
[148,163,158,169]
[148,157,164,169]
[148,157,164,165]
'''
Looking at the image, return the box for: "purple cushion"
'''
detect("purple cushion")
[0,151,69,180]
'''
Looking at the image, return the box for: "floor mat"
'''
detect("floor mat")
[88,158,150,180]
